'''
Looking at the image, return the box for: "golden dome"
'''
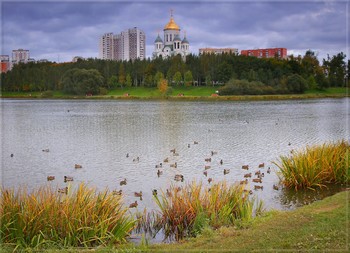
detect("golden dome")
[164,16,180,31]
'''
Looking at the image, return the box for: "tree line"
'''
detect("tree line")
[1,50,348,95]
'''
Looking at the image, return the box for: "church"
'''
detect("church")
[153,12,190,60]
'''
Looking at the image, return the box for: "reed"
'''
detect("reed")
[274,140,350,190]
[152,181,257,241]
[0,183,136,249]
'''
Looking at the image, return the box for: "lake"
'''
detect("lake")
[1,98,349,212]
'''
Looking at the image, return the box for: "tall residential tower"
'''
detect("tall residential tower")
[99,27,145,61]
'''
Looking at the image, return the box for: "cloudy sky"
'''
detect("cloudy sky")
[1,0,348,63]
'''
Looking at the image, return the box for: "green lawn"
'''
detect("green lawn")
[1,87,348,99]
[149,190,349,252]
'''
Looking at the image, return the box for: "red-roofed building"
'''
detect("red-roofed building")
[241,48,287,59]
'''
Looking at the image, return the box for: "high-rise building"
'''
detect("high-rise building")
[99,28,145,61]
[12,49,30,64]
[153,12,190,60]
[241,48,287,59]
[99,33,114,60]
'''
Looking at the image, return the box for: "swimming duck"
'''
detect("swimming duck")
[64,176,73,182]
[120,178,127,186]
[208,178,213,184]
[152,189,158,196]
[129,201,138,208]
[254,185,264,190]
[75,164,82,169]
[273,184,279,191]
[223,169,230,175]
[58,187,68,194]
[252,178,262,183]
[157,169,163,177]
[258,163,265,168]
[47,176,55,181]
[113,190,122,195]
[242,165,249,170]
[203,171,208,177]
[244,173,252,178]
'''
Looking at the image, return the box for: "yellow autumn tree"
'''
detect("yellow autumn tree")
[158,78,168,95]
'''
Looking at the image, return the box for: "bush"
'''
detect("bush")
[41,90,53,98]
[218,79,278,95]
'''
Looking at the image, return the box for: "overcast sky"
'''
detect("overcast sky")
[1,0,348,63]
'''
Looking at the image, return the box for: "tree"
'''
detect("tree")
[61,68,104,95]
[154,71,164,86]
[173,71,183,86]
[184,70,193,87]
[126,74,132,87]
[118,64,126,87]
[108,75,118,89]
[157,78,168,95]
[286,74,307,93]
[205,74,212,86]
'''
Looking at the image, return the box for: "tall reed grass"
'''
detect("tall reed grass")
[152,181,259,241]
[274,140,349,190]
[0,183,136,249]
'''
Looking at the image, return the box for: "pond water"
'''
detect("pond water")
[1,98,349,214]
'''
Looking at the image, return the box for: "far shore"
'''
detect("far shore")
[1,87,348,101]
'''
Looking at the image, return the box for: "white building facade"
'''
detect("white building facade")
[99,27,145,61]
[12,49,30,64]
[153,14,189,60]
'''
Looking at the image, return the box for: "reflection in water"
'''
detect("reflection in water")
[277,184,346,209]
[1,98,349,214]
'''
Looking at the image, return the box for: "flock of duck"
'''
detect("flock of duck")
[43,140,279,209]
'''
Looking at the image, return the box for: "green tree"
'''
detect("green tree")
[108,75,118,89]
[118,64,126,87]
[184,70,193,87]
[205,74,212,86]
[126,73,132,87]
[61,68,104,95]
[154,71,164,86]
[173,71,183,86]
[286,74,307,93]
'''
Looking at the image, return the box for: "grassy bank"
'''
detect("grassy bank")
[150,190,349,252]
[1,87,348,100]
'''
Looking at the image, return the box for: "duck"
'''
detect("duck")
[133,157,140,162]
[223,169,230,175]
[240,179,248,185]
[255,170,261,176]
[129,201,138,208]
[120,178,127,186]
[220,159,223,165]
[254,185,264,190]
[273,184,279,191]
[10,153,14,157]
[134,191,143,200]
[170,148,176,153]
[244,173,252,178]
[42,149,50,152]
[152,189,158,196]
[258,163,265,168]
[174,174,184,182]
[47,176,55,181]
[75,164,82,169]
[58,187,68,194]
[188,144,190,148]
[252,178,262,183]
[64,176,73,182]
[267,167,271,174]
[155,163,163,168]
[243,189,253,195]
[194,141,199,145]
[113,189,122,195]
[170,162,177,168]
[204,165,211,170]
[208,178,213,184]
[203,171,208,177]
[126,153,129,158]
[163,157,169,163]
[211,151,218,156]
[205,158,212,162]
[242,165,249,170]
[157,169,163,177]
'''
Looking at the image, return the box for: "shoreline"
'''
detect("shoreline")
[1,93,348,101]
